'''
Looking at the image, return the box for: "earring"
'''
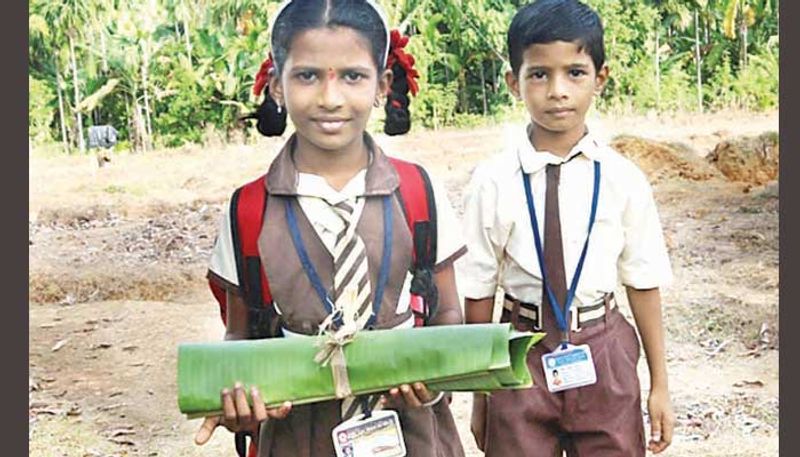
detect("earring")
[277,104,283,114]
[374,96,382,108]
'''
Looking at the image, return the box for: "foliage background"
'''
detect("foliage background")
[28,0,779,153]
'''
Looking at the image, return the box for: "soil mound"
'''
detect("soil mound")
[706,132,779,185]
[610,135,722,182]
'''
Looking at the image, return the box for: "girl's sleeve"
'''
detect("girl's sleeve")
[207,198,241,294]
[459,163,506,300]
[428,174,468,271]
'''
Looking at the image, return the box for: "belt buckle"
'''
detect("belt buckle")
[535,301,543,331]
[570,306,581,333]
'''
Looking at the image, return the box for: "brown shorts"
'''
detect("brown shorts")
[483,309,645,457]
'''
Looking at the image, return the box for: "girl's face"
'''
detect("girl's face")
[271,26,391,155]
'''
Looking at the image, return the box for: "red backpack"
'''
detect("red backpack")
[209,156,439,337]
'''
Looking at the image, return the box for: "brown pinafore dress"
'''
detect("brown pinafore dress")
[254,136,465,457]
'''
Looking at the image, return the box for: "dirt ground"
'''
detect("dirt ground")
[29,110,779,456]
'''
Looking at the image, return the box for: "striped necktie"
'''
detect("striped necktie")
[330,199,372,329]
[330,198,379,419]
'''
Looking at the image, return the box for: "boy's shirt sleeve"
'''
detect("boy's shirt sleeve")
[428,174,468,270]
[617,166,673,289]
[459,163,508,299]
[207,198,241,292]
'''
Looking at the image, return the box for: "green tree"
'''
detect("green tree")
[40,0,92,153]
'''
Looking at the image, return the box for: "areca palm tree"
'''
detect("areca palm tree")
[29,10,72,153]
[723,0,776,69]
[40,0,92,154]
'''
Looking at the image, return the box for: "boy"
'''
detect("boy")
[461,1,675,455]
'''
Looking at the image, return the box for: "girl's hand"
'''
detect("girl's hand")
[647,387,675,454]
[194,383,292,446]
[379,382,437,409]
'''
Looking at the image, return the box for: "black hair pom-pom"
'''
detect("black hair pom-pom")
[241,94,286,137]
[384,61,412,136]
[384,96,410,136]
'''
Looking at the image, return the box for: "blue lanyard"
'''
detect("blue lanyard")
[284,196,393,329]
[521,161,600,345]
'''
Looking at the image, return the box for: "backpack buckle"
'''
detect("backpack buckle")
[410,267,438,325]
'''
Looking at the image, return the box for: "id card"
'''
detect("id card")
[541,343,597,392]
[332,410,406,457]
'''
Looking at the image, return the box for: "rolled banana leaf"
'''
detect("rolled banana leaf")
[178,323,544,418]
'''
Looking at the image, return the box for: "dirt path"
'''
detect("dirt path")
[29,111,778,456]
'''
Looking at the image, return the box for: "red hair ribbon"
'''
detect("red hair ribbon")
[386,29,419,97]
[253,53,274,97]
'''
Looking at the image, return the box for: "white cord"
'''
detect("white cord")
[421,391,446,408]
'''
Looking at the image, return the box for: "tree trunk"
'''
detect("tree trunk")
[55,60,70,154]
[132,97,146,153]
[491,59,497,92]
[479,62,488,115]
[738,2,748,70]
[69,34,85,153]
[655,20,661,109]
[125,93,136,153]
[141,40,154,151]
[742,21,748,69]
[100,30,109,73]
[183,16,192,62]
[458,68,467,113]
[695,9,703,113]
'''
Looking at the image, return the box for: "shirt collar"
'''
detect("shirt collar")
[266,133,399,196]
[516,124,604,174]
[296,170,367,205]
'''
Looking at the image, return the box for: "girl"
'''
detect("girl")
[193,1,467,456]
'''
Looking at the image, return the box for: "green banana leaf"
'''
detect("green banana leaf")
[178,323,545,418]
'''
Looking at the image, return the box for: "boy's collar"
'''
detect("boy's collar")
[517,124,603,174]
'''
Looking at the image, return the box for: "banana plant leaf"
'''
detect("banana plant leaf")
[178,323,545,418]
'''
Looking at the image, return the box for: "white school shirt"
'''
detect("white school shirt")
[209,168,465,321]
[460,126,673,307]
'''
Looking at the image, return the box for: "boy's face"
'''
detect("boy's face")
[506,40,608,140]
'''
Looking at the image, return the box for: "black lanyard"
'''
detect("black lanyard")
[521,160,600,346]
[284,196,393,329]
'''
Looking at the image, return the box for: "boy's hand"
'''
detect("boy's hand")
[470,393,487,451]
[380,382,437,409]
[194,383,292,446]
[647,387,675,453]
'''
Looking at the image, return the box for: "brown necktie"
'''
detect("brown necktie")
[542,164,569,346]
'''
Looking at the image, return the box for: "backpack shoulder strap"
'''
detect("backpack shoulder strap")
[208,174,280,339]
[388,157,439,326]
[387,157,437,259]
[230,174,272,308]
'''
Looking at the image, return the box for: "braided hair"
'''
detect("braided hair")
[384,29,419,135]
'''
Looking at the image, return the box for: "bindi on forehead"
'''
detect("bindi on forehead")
[327,67,336,80]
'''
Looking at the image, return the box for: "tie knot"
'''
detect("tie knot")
[546,163,561,183]
[332,201,354,217]
[331,201,360,231]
